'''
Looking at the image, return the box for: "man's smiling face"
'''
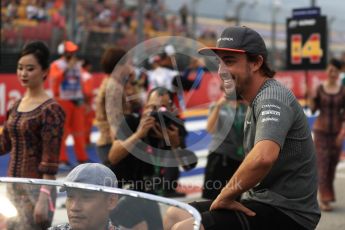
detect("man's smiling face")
[216,51,253,97]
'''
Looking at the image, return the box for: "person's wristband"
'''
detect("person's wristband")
[40,187,55,212]
[40,187,51,196]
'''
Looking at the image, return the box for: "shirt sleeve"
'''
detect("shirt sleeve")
[208,103,216,115]
[310,85,321,114]
[171,70,179,77]
[95,78,108,124]
[254,98,294,148]
[39,103,66,175]
[0,107,15,155]
[81,72,94,100]
[116,115,140,141]
[49,61,65,98]
[342,87,345,122]
[0,121,11,155]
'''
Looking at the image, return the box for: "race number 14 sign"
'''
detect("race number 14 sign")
[286,12,327,70]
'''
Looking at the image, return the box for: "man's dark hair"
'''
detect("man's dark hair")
[246,54,275,78]
[101,47,126,74]
[147,87,174,102]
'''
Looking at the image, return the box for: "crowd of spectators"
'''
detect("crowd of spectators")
[1,0,210,55]
[1,0,62,26]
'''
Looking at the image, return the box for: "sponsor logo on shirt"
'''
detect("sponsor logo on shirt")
[261,110,280,116]
[262,117,279,122]
[261,104,281,109]
[260,104,281,123]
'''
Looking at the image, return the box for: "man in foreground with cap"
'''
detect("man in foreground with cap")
[167,26,320,230]
[49,163,118,230]
[49,41,89,168]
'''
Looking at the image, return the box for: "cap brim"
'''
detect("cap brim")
[198,47,246,56]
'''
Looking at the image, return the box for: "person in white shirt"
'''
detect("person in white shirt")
[147,55,179,92]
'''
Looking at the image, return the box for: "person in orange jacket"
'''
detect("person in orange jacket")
[81,58,95,146]
[49,41,89,166]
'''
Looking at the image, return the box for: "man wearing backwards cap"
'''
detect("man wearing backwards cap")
[49,163,118,230]
[49,41,90,167]
[168,26,320,230]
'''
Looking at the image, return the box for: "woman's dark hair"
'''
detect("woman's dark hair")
[20,41,50,70]
[329,58,342,70]
[246,54,276,78]
[100,47,127,74]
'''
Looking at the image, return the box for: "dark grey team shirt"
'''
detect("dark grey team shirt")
[241,79,320,230]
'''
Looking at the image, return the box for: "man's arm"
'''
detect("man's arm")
[108,133,141,165]
[49,61,65,98]
[106,64,134,136]
[0,123,11,155]
[210,140,279,214]
[206,98,225,134]
[108,116,156,165]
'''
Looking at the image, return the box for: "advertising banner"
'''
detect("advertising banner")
[0,71,326,123]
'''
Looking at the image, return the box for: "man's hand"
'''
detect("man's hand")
[167,125,180,148]
[210,195,256,217]
[216,97,227,107]
[135,115,156,139]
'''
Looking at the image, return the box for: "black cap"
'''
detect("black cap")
[198,26,267,59]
